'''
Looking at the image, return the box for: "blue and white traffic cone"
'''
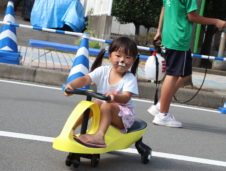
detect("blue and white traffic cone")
[0,1,21,65]
[64,37,90,89]
[218,101,226,114]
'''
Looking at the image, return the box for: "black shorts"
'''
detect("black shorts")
[165,49,192,77]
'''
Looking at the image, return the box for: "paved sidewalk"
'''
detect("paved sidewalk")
[192,70,226,96]
[18,45,226,97]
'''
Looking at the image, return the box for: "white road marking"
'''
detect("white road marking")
[0,79,61,90]
[1,130,226,167]
[0,79,219,113]
[119,148,226,167]
[134,98,219,113]
[0,131,54,142]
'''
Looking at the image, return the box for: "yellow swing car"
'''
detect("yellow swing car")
[52,88,151,168]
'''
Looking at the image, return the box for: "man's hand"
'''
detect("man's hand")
[215,19,226,30]
[153,32,162,45]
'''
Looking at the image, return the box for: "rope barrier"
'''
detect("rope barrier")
[0,21,225,61]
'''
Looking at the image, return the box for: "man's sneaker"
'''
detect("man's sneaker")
[147,105,159,116]
[152,113,182,128]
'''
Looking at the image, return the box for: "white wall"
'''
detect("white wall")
[80,0,113,16]
[111,17,148,36]
[111,17,135,35]
[80,1,149,36]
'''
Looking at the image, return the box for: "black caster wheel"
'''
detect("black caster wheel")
[73,159,80,168]
[141,152,151,164]
[65,153,73,166]
[72,158,80,168]
[135,138,152,164]
[65,160,72,166]
[91,154,100,168]
[65,153,80,168]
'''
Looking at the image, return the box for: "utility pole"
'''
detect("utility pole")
[217,28,225,57]
[212,28,226,70]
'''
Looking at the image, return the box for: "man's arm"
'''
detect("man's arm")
[187,11,226,30]
[154,7,164,42]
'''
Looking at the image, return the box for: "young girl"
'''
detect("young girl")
[64,37,140,148]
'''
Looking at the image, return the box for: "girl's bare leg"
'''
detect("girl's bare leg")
[79,102,123,145]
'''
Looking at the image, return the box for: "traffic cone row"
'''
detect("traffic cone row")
[0,1,20,64]
[1,1,90,87]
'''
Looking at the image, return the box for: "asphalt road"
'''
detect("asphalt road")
[1,79,226,171]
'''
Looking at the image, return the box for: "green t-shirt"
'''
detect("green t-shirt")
[162,0,197,51]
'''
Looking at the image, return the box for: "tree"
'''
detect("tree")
[112,0,161,35]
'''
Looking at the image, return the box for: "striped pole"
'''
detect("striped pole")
[0,21,225,61]
[0,21,154,51]
[65,37,90,89]
[0,1,20,64]
[191,54,226,61]
[137,53,226,61]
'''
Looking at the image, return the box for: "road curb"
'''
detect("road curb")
[193,67,226,76]
[0,63,225,109]
[0,63,67,86]
[138,81,225,109]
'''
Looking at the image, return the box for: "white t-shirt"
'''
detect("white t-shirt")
[88,65,139,107]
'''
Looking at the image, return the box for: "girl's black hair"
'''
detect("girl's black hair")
[131,54,140,75]
[90,36,139,75]
[90,49,106,72]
